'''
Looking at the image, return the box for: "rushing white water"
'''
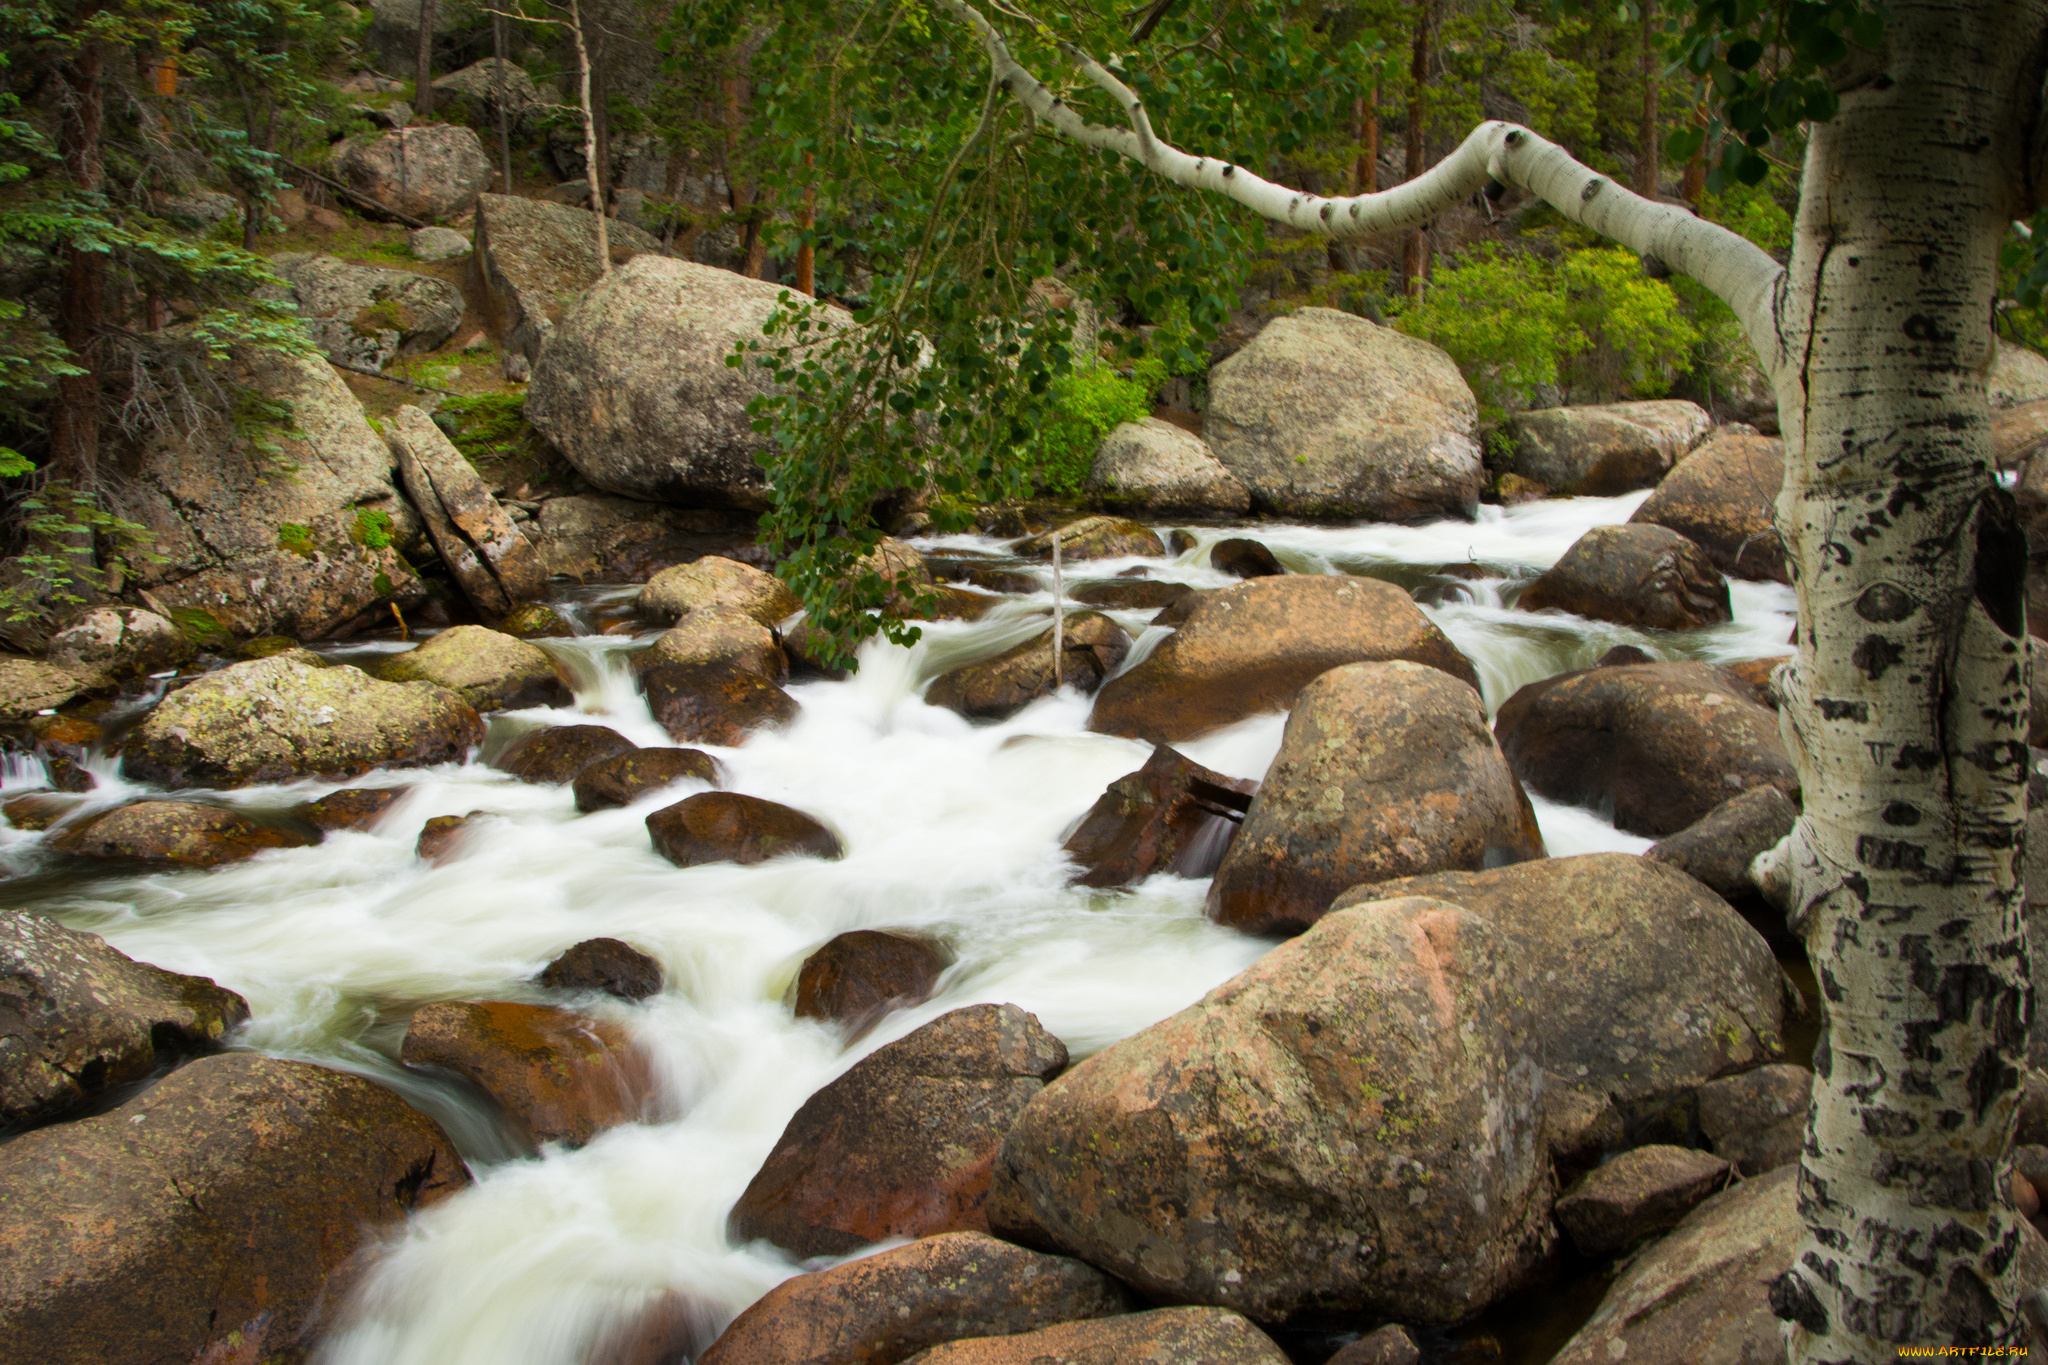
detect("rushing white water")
[0,493,1791,1365]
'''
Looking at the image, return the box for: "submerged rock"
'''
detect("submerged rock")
[415,811,487,864]
[295,785,410,832]
[1554,1145,1732,1256]
[401,1000,651,1149]
[539,938,665,1001]
[638,556,801,626]
[1062,744,1257,888]
[379,625,569,712]
[0,912,248,1131]
[1517,524,1732,632]
[730,1004,1067,1259]
[647,792,842,868]
[901,1308,1289,1365]
[1209,537,1284,579]
[50,801,317,868]
[924,613,1131,721]
[494,724,639,785]
[571,748,722,812]
[794,930,951,1036]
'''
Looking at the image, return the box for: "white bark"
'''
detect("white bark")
[569,0,608,276]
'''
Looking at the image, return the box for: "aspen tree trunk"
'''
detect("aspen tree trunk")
[569,1,607,273]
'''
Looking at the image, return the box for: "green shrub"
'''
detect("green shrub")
[434,391,533,468]
[1020,358,1162,496]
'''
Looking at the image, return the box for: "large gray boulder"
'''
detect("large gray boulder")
[386,404,548,617]
[1516,524,1732,632]
[1204,308,1483,520]
[430,57,540,126]
[377,624,569,711]
[638,556,799,626]
[471,194,665,363]
[45,607,191,679]
[1993,342,2048,409]
[1506,400,1712,496]
[989,897,1553,1323]
[270,253,464,371]
[527,256,850,506]
[334,124,493,223]
[1086,418,1250,515]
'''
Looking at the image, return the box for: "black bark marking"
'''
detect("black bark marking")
[1882,802,1922,826]
[1861,1106,1920,1137]
[1935,1264,2001,1347]
[1892,744,1941,771]
[1853,634,1905,680]
[1770,1269,1830,1332]
[1855,582,1917,622]
[1820,698,1870,721]
[1972,489,2026,639]
[1858,836,1927,870]
[1967,1045,2017,1122]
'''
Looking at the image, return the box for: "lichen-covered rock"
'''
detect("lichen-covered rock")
[1090,576,1478,743]
[493,723,638,785]
[294,785,410,832]
[1517,524,1732,632]
[387,405,549,618]
[1208,662,1544,936]
[538,938,664,1001]
[0,658,94,723]
[647,792,841,868]
[1645,786,1800,903]
[1506,401,1712,495]
[379,625,569,712]
[334,124,493,222]
[472,194,666,363]
[1062,744,1257,888]
[0,1052,467,1364]
[730,1004,1068,1258]
[571,747,721,812]
[0,912,248,1130]
[49,801,318,868]
[1697,1064,1812,1175]
[1009,516,1167,561]
[989,898,1552,1323]
[429,57,540,126]
[696,1231,1133,1365]
[794,930,951,1036]
[400,1000,651,1149]
[270,253,464,370]
[500,602,577,638]
[409,225,471,261]
[121,656,483,789]
[1085,419,1250,516]
[902,1308,1290,1365]
[1205,308,1483,520]
[638,557,800,626]
[925,614,1131,721]
[1554,1145,1732,1256]
[45,608,191,680]
[1630,430,1788,583]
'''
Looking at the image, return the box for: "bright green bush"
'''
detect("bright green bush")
[1021,356,1166,496]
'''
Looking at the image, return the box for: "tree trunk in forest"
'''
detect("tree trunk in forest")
[49,39,104,499]
[493,14,514,190]
[415,0,438,115]
[591,45,611,212]
[1633,0,1657,196]
[1354,88,1378,194]
[569,0,607,272]
[1401,0,1431,296]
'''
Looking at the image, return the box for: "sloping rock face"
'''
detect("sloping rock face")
[0,912,248,1130]
[110,346,425,640]
[1090,576,1478,743]
[1204,308,1484,520]
[902,1308,1290,1365]
[400,1000,650,1149]
[1630,430,1789,582]
[526,256,845,505]
[271,253,464,370]
[49,801,318,867]
[730,1004,1068,1259]
[387,405,548,616]
[1062,745,1257,888]
[1517,524,1732,631]
[989,898,1552,1324]
[1086,418,1250,515]
[1335,854,1789,1111]
[334,124,493,222]
[1208,662,1543,935]
[1506,401,1712,495]
[471,194,665,363]
[379,625,568,712]
[0,1052,468,1365]
[121,656,484,789]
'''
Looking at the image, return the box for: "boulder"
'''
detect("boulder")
[1629,430,1788,582]
[1993,342,2048,409]
[931,558,1041,596]
[638,557,800,626]
[1516,524,1732,632]
[110,346,425,640]
[1090,576,1478,743]
[538,938,665,1001]
[410,224,471,261]
[989,898,1552,1323]
[572,748,722,812]
[1543,1078,1626,1178]
[1546,1166,1797,1365]
[471,195,666,364]
[429,57,540,125]
[493,723,638,784]
[1493,660,1798,837]
[295,785,409,832]
[500,602,577,638]
[415,811,485,864]
[50,801,318,868]
[1070,579,1196,612]
[696,1231,1132,1365]
[1697,1064,1812,1175]
[902,1308,1289,1365]
[633,607,797,745]
[27,715,97,793]
[794,930,951,1035]
[527,496,761,584]
[1209,537,1284,579]
[1208,662,1544,936]
[647,792,841,868]
[3,792,84,830]
[1645,786,1800,903]
[121,656,483,789]
[0,912,248,1130]
[526,256,846,503]
[1085,418,1250,515]
[1996,399,2048,473]
[45,608,191,679]
[0,658,92,723]
[0,1052,466,1365]
[334,124,493,222]
[269,253,464,370]
[1328,1326,1422,1365]
[924,614,1131,721]
[400,1000,651,1149]
[1505,400,1712,495]
[1204,308,1483,520]
[378,625,569,712]
[1061,744,1257,888]
[386,405,549,617]
[1554,1145,1732,1256]
[1009,516,1167,561]
[730,1004,1068,1259]
[1334,854,1790,1111]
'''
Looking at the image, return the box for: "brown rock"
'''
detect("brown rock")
[639,556,801,626]
[400,999,651,1148]
[1209,537,1285,578]
[387,406,548,617]
[1555,1145,1732,1256]
[1494,660,1797,837]
[377,624,570,712]
[1696,1064,1812,1175]
[729,1004,1067,1259]
[642,658,800,746]
[585,1292,722,1365]
[295,785,410,832]
[930,559,1041,595]
[1505,401,1712,495]
[1208,662,1544,936]
[1543,1078,1625,1179]
[1517,524,1732,632]
[538,938,665,1001]
[924,614,1131,721]
[1644,786,1800,902]
[1061,744,1257,888]
[0,912,249,1130]
[572,748,723,812]
[647,792,842,868]
[49,801,317,869]
[632,607,794,685]
[794,931,952,1035]
[1010,516,1166,561]
[2,791,84,831]
[1328,1325,1423,1365]
[1090,576,1479,744]
[415,811,487,864]
[901,1308,1289,1365]
[494,724,639,784]
[1629,430,1788,583]
[696,1231,1132,1365]
[1070,579,1196,611]
[0,1053,466,1365]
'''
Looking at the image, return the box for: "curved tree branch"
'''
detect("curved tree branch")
[937,0,1790,372]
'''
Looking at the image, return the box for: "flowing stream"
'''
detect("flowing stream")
[0,491,1798,1364]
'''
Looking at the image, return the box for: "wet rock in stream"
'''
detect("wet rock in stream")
[415,811,490,864]
[295,785,411,832]
[647,792,842,868]
[572,747,722,812]
[1009,515,1166,561]
[793,930,951,1036]
[0,657,96,723]
[1069,578,1197,612]
[634,606,798,746]
[400,1000,652,1149]
[49,801,318,869]
[901,1307,1289,1365]
[1516,524,1732,632]
[1061,743,1257,887]
[45,607,192,679]
[539,938,665,1001]
[638,555,801,626]
[1208,536,1285,579]
[377,624,571,712]
[1,791,85,831]
[1629,429,1789,583]
[493,723,639,785]
[924,613,1131,721]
